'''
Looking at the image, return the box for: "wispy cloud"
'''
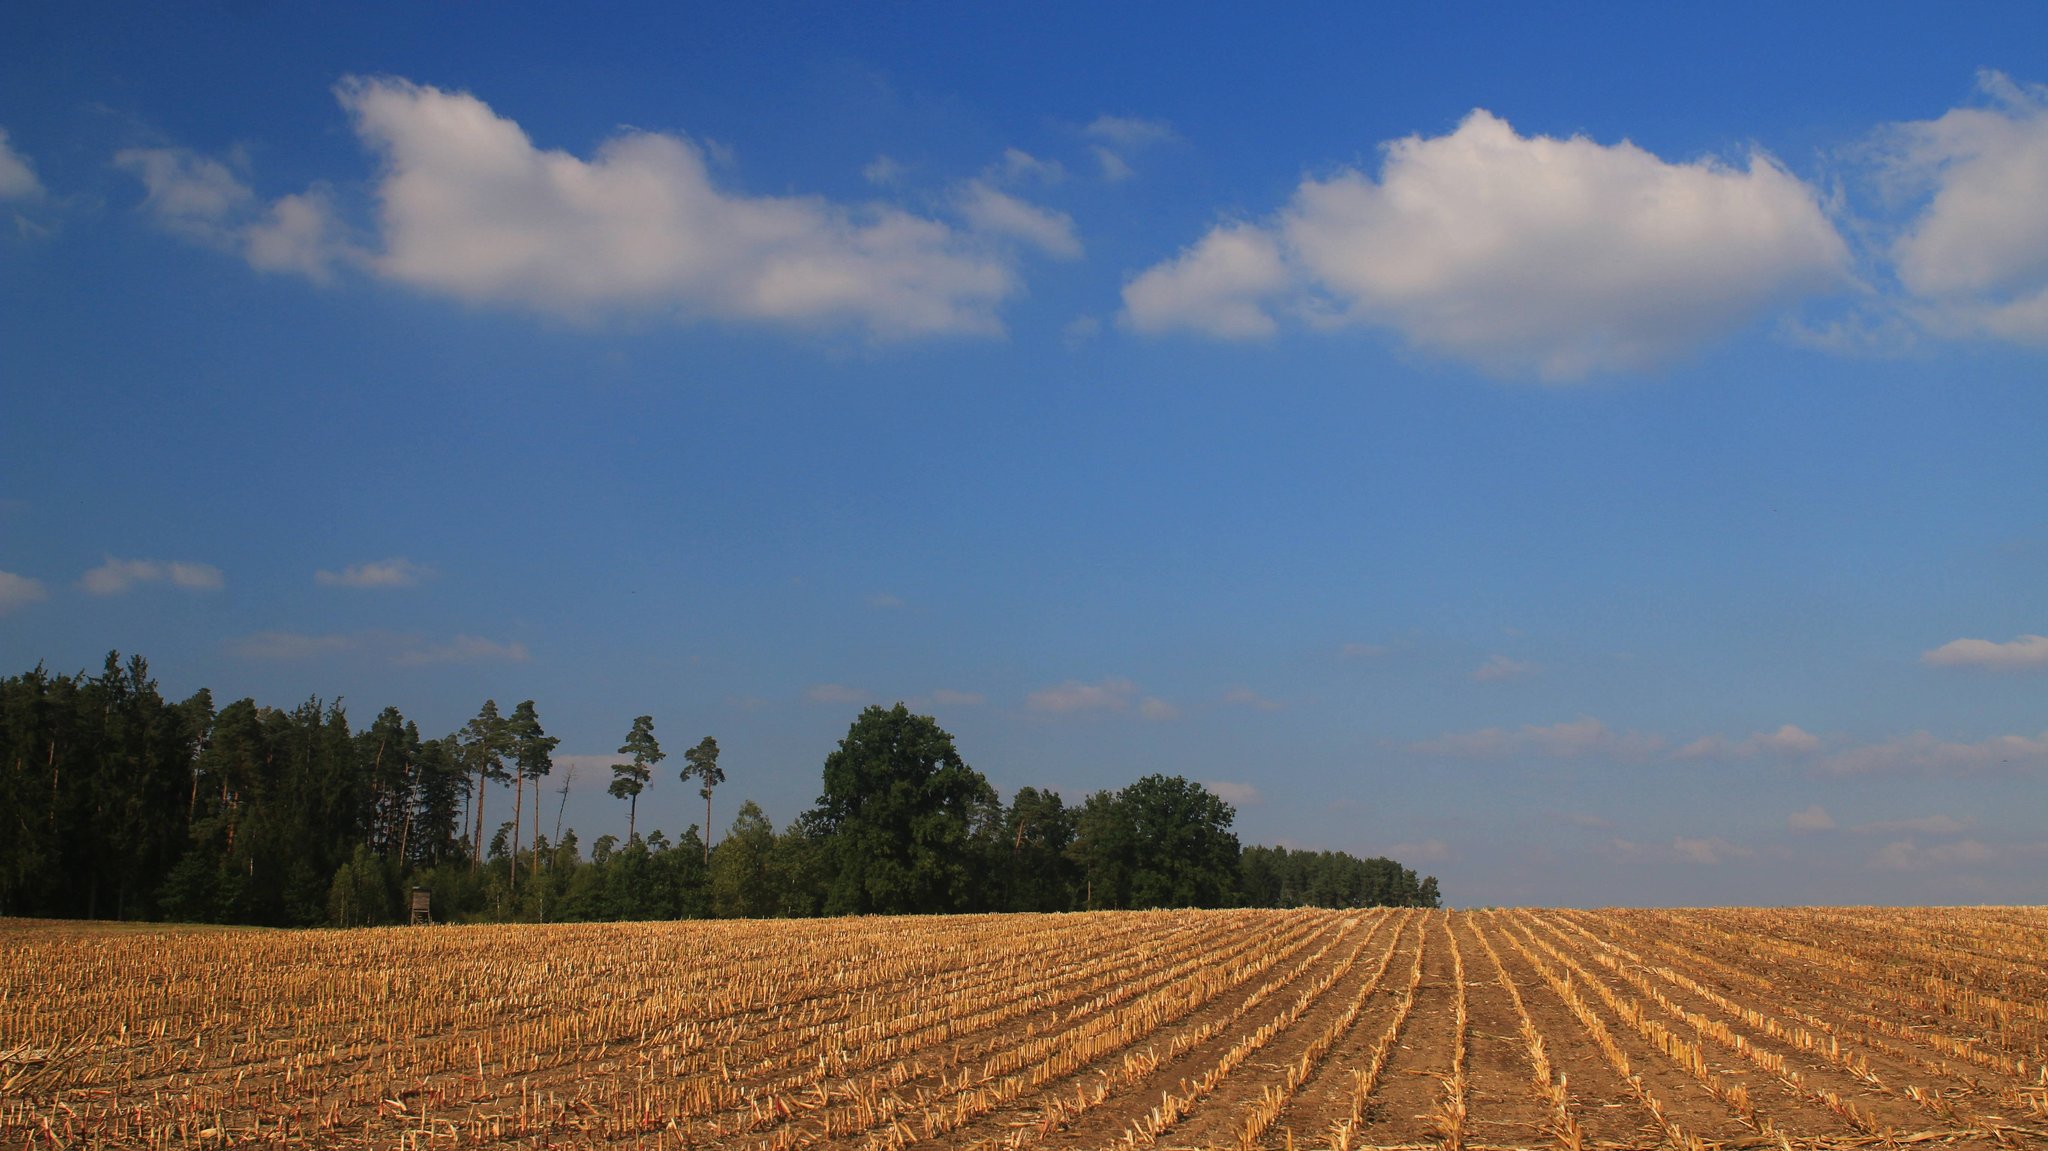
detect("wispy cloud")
[1024,677,1177,720]
[1676,724,1822,760]
[1787,805,1836,831]
[391,635,528,666]
[1027,677,1137,713]
[1921,633,2048,671]
[315,557,431,588]
[226,631,359,660]
[804,683,868,705]
[929,688,986,707]
[1817,730,2048,777]
[81,557,224,595]
[1672,835,1754,865]
[0,570,48,613]
[1853,814,1971,835]
[955,180,1081,260]
[992,147,1066,185]
[1869,838,1996,872]
[115,146,351,282]
[1084,114,1176,182]
[1204,780,1260,806]
[1411,716,1664,760]
[227,629,526,665]
[1220,687,1285,712]
[1085,115,1177,149]
[1386,838,1452,863]
[0,127,45,201]
[1470,654,1536,682]
[547,755,638,797]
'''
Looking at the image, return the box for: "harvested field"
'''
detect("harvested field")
[4,908,2047,1149]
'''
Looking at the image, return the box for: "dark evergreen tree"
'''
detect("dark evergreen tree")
[609,715,661,842]
[679,736,723,863]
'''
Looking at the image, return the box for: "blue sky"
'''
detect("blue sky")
[3,4,2045,907]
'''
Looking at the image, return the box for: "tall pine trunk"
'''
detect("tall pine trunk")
[472,769,486,872]
[509,773,523,892]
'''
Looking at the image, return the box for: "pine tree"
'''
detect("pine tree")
[609,716,662,842]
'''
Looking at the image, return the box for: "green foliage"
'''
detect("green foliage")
[709,801,778,917]
[810,704,998,916]
[0,654,1446,925]
[609,715,662,841]
[1068,774,1240,910]
[1237,844,1440,908]
[999,787,1081,912]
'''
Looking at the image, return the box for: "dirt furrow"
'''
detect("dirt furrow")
[1452,913,1560,1150]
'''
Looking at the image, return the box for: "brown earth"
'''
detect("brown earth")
[4,909,2045,1149]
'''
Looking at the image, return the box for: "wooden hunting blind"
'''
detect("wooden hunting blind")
[409,887,432,926]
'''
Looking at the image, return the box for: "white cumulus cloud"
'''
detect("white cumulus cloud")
[1882,72,2048,343]
[0,127,45,201]
[1124,109,1849,379]
[1921,633,2048,671]
[1122,224,1289,338]
[81,557,224,595]
[315,557,431,588]
[0,570,49,612]
[339,76,1015,338]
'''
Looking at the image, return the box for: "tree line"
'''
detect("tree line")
[0,653,1441,926]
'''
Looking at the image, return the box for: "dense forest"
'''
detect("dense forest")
[0,653,1441,926]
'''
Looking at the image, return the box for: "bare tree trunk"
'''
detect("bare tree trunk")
[472,770,486,873]
[553,767,574,845]
[704,792,713,863]
[396,760,415,869]
[510,773,523,893]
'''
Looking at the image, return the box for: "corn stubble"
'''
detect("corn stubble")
[4,908,2045,1149]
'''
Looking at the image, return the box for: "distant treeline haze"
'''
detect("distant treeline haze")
[0,653,1441,926]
